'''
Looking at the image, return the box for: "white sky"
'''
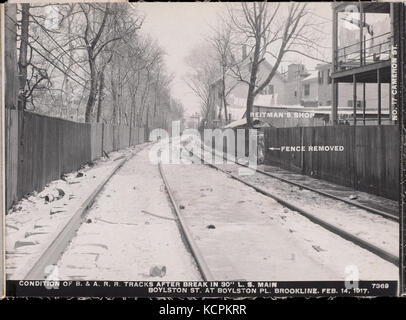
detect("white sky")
[137,2,333,116]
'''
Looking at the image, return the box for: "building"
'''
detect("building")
[301,70,319,108]
[210,59,315,125]
[211,2,396,129]
[331,2,395,125]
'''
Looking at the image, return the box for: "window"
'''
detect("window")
[347,100,363,108]
[318,71,324,85]
[304,84,310,96]
[294,90,297,97]
[327,69,332,84]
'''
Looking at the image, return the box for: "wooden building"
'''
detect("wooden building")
[331,2,399,125]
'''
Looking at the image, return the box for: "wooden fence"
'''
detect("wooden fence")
[5,110,147,209]
[263,125,399,200]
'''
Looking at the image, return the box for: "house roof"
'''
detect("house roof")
[211,56,286,86]
[260,59,287,82]
[302,70,319,82]
[223,118,268,129]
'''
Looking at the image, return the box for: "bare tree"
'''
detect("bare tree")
[227,3,326,127]
[9,3,183,130]
[17,3,30,110]
[208,21,237,122]
[78,3,142,122]
[184,44,218,128]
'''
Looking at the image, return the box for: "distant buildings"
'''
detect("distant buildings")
[210,2,394,128]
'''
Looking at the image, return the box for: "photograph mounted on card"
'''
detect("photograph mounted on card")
[1,1,405,298]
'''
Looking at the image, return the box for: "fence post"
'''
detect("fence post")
[352,125,357,189]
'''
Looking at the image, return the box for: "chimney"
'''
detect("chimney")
[287,63,307,81]
[242,44,247,60]
[287,64,298,81]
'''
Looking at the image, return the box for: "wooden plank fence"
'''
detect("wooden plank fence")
[5,110,147,210]
[263,125,399,200]
[208,125,399,200]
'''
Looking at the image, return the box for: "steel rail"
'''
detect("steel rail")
[192,147,399,267]
[158,158,214,281]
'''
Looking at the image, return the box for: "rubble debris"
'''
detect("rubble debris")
[12,205,23,212]
[76,172,84,178]
[34,224,47,229]
[50,207,67,215]
[312,245,326,252]
[24,231,47,238]
[86,161,95,167]
[179,205,185,209]
[86,218,92,224]
[149,265,166,277]
[207,224,216,229]
[45,188,65,203]
[349,194,358,200]
[6,224,19,231]
[14,240,39,249]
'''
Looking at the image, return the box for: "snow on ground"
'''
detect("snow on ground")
[160,137,398,281]
[189,137,398,258]
[214,161,399,257]
[5,145,146,280]
[56,145,201,281]
[257,164,398,217]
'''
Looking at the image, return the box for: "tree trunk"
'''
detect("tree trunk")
[17,3,30,111]
[221,73,228,122]
[245,37,261,128]
[111,67,118,124]
[85,59,97,122]
[96,71,105,122]
[245,87,255,127]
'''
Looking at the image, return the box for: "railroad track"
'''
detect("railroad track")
[182,140,399,267]
[202,144,398,222]
[20,144,151,280]
[158,157,214,281]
